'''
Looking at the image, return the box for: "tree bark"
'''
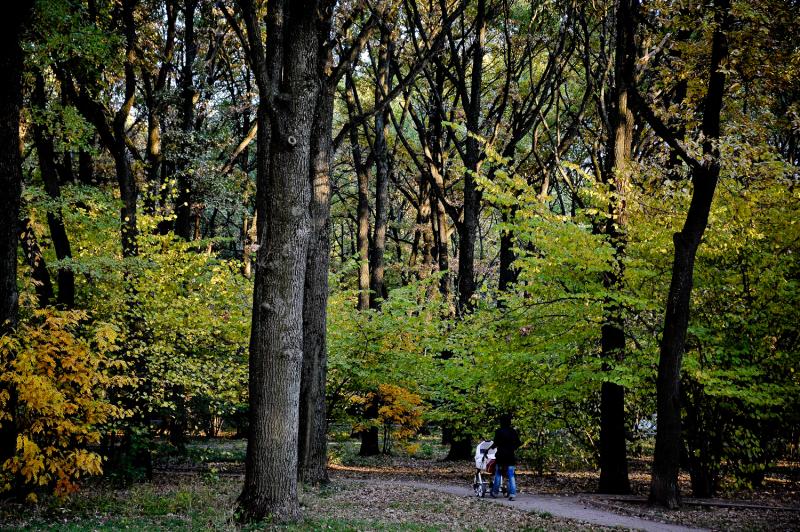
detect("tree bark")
[298,37,335,484]
[113,0,139,259]
[649,0,730,508]
[346,73,372,311]
[498,209,518,294]
[0,0,32,492]
[598,0,636,495]
[369,26,392,309]
[238,0,322,521]
[456,0,486,315]
[175,0,198,240]
[32,71,75,308]
[78,149,94,185]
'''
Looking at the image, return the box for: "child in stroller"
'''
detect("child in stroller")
[472,440,508,498]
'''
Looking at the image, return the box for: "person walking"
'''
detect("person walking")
[486,414,521,500]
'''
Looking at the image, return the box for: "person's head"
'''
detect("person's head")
[500,413,513,428]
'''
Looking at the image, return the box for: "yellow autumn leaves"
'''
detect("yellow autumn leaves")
[0,307,130,500]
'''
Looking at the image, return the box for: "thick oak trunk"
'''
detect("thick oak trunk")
[0,0,31,491]
[238,0,321,521]
[298,80,334,485]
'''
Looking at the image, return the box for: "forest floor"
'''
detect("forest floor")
[1,436,798,531]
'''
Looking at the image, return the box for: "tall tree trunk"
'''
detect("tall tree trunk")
[32,71,75,308]
[175,0,198,240]
[456,0,486,315]
[143,81,163,215]
[346,73,372,311]
[598,0,636,495]
[298,60,335,485]
[0,0,32,492]
[369,27,392,310]
[113,0,139,260]
[409,178,434,278]
[238,0,321,521]
[649,0,730,508]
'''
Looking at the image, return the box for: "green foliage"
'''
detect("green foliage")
[21,184,250,448]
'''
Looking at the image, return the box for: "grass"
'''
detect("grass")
[0,474,607,531]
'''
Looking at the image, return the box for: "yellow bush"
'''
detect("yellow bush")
[0,307,129,500]
[352,384,425,451]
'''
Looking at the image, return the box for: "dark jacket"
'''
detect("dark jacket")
[492,426,521,466]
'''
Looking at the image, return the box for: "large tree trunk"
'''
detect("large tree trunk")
[598,0,636,495]
[175,0,198,241]
[298,76,334,485]
[0,0,31,492]
[649,0,729,508]
[369,27,392,309]
[32,71,75,308]
[238,0,321,522]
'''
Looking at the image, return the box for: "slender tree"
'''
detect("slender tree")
[31,71,75,309]
[634,0,733,508]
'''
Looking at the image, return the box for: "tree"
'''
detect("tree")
[597,0,635,495]
[640,0,733,508]
[236,0,327,521]
[0,0,34,489]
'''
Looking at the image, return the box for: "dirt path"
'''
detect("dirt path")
[362,479,707,532]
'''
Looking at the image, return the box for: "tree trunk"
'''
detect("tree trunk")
[298,76,334,485]
[175,0,198,241]
[598,0,636,495]
[345,73,372,311]
[444,435,473,461]
[113,0,139,260]
[498,209,518,294]
[32,71,75,308]
[0,0,31,491]
[143,82,163,215]
[238,0,321,521]
[359,427,380,456]
[78,149,94,184]
[457,0,486,315]
[369,27,392,310]
[650,0,729,508]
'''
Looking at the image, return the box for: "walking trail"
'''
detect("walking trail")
[367,479,706,532]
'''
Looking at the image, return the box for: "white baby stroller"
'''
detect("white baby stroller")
[473,440,507,498]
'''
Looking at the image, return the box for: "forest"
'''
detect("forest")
[0,0,798,529]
